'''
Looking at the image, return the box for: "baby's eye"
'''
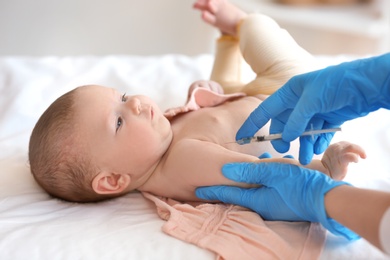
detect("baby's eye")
[116,117,123,132]
[121,93,127,102]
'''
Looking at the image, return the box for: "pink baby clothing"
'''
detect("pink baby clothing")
[143,192,326,260]
[164,87,245,118]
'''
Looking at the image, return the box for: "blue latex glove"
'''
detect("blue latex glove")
[196,162,360,240]
[237,53,390,165]
[258,152,294,159]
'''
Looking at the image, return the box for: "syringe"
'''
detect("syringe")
[234,127,342,145]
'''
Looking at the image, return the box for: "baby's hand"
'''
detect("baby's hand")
[321,141,367,180]
[187,80,224,101]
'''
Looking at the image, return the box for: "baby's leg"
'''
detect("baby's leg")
[195,0,316,96]
[193,0,247,37]
[238,14,315,95]
[194,0,247,93]
[321,141,367,181]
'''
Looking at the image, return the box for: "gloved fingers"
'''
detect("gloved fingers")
[272,75,312,142]
[258,152,294,159]
[236,105,271,141]
[297,117,324,165]
[271,139,291,154]
[258,152,294,160]
[236,88,293,140]
[195,185,237,201]
[282,98,317,142]
[258,152,272,159]
[313,121,340,154]
[222,162,295,187]
[313,133,334,155]
[299,136,315,165]
[236,76,304,141]
[269,110,292,153]
[236,115,265,141]
[195,185,263,209]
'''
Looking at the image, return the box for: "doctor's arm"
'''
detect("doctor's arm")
[324,184,390,253]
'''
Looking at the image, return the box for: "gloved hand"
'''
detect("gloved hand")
[196,162,360,240]
[237,53,390,164]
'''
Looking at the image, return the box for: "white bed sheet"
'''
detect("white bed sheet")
[0,54,389,260]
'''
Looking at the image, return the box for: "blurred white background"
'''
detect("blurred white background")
[0,0,217,56]
[0,0,388,56]
[233,0,390,55]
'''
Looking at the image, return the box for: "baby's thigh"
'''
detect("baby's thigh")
[254,94,268,101]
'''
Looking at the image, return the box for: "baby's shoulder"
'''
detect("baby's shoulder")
[165,138,225,161]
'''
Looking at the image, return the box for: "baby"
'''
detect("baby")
[28,0,366,203]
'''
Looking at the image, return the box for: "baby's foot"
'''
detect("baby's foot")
[193,0,247,36]
[321,141,367,181]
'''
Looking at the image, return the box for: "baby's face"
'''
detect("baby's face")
[75,85,172,187]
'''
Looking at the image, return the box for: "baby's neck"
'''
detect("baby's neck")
[133,137,174,192]
[135,153,169,193]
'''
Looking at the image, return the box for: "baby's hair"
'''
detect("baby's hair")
[28,87,113,203]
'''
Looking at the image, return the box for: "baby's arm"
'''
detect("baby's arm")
[160,138,294,201]
[161,139,365,202]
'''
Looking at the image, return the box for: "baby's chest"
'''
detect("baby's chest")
[170,97,281,157]
[172,98,259,140]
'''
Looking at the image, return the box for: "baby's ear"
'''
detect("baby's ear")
[92,171,131,194]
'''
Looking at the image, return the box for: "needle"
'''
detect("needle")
[228,127,342,145]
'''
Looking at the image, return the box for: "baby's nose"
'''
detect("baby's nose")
[127,97,141,115]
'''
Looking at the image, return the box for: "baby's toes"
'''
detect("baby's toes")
[202,11,217,26]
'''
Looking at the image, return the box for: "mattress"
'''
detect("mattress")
[0,54,389,259]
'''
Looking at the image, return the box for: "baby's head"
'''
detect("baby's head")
[28,87,101,202]
[29,85,173,202]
